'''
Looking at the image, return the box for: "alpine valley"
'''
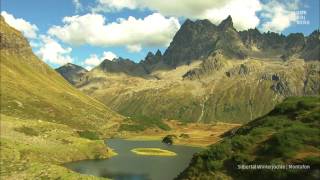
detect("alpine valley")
[1,12,319,180]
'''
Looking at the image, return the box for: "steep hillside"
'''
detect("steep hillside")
[0,16,121,179]
[176,96,320,180]
[0,16,122,132]
[55,63,88,85]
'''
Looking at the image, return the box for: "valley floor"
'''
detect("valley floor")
[0,112,239,179]
[117,120,241,147]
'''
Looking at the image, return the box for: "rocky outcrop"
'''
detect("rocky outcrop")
[0,17,31,53]
[285,33,305,53]
[239,28,264,50]
[183,51,226,80]
[143,50,162,65]
[226,64,253,77]
[304,62,320,94]
[301,30,320,60]
[162,16,248,67]
[162,19,219,67]
[56,63,88,85]
[240,28,319,61]
[218,15,234,30]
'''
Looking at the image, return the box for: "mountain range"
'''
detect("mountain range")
[56,16,319,129]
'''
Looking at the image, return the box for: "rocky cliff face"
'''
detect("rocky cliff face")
[162,19,218,67]
[56,63,88,85]
[301,30,320,60]
[162,16,247,67]
[240,29,319,61]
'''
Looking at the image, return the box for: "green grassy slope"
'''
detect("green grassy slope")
[0,17,122,133]
[0,16,121,179]
[176,96,320,180]
[0,115,113,179]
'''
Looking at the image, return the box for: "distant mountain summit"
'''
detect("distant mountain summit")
[218,15,234,30]
[57,16,319,78]
[97,57,148,76]
[162,15,319,66]
[56,63,88,85]
[162,18,220,67]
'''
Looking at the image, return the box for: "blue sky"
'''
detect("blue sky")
[1,0,319,69]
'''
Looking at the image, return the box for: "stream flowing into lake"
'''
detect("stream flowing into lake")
[64,139,202,180]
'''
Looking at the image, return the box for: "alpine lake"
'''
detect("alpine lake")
[64,138,202,180]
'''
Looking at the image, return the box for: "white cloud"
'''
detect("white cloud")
[1,11,38,39]
[92,0,138,12]
[260,0,298,32]
[73,0,83,13]
[127,44,142,52]
[36,35,73,65]
[204,0,261,30]
[48,13,180,52]
[84,51,118,70]
[84,54,101,66]
[101,51,118,60]
[92,0,262,30]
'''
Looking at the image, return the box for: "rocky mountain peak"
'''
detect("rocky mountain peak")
[181,18,194,27]
[143,50,162,67]
[162,18,218,66]
[155,49,162,56]
[145,52,155,59]
[218,15,234,30]
[55,63,88,85]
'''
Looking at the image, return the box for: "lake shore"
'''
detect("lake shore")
[117,121,241,147]
[0,114,114,180]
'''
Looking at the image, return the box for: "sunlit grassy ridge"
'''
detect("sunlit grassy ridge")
[0,16,122,133]
[177,96,320,180]
[0,16,121,179]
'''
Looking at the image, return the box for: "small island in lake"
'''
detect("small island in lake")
[131,148,177,156]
